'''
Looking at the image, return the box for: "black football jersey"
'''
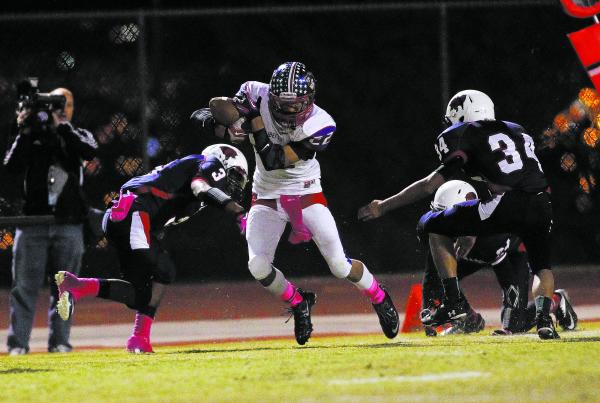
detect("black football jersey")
[435,121,547,192]
[463,234,522,267]
[121,154,228,227]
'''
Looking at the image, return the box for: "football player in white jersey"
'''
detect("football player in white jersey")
[192,62,399,345]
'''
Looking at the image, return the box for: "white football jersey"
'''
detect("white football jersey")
[237,81,336,198]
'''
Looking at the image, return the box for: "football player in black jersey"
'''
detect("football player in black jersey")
[54,144,248,353]
[421,181,578,336]
[359,90,559,339]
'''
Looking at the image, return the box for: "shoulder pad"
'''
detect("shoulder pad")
[440,121,468,136]
[294,105,336,141]
[502,120,525,132]
[200,155,223,170]
[236,81,269,102]
[199,156,227,185]
[180,154,205,164]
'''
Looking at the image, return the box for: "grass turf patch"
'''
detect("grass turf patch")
[2,322,600,402]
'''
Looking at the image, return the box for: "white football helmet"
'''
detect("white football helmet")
[201,143,249,200]
[444,90,495,126]
[431,180,478,211]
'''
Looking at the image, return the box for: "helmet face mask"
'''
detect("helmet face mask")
[268,62,316,128]
[225,167,247,202]
[201,144,249,202]
[444,90,495,127]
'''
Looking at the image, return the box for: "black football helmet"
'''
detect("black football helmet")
[268,62,316,128]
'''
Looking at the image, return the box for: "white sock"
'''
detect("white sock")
[264,267,288,296]
[353,264,374,291]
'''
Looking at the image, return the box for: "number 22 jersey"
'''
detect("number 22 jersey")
[435,120,547,193]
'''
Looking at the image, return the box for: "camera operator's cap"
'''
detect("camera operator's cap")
[50,88,74,121]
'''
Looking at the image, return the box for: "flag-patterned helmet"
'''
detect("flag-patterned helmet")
[268,62,316,128]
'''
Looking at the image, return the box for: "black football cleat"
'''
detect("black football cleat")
[441,310,485,336]
[372,285,399,339]
[464,311,485,333]
[288,289,316,345]
[554,289,578,331]
[421,309,438,337]
[536,314,560,340]
[421,298,469,327]
[491,328,513,336]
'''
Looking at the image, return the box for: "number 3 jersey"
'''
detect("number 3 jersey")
[236,81,336,198]
[120,154,227,228]
[435,120,547,193]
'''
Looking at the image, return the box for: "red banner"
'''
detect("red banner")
[569,23,600,92]
[561,0,600,19]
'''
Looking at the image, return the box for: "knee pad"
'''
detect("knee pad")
[327,256,352,279]
[248,255,273,281]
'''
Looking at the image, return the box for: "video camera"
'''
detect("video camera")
[17,77,66,114]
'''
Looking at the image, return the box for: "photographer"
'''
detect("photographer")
[3,84,97,355]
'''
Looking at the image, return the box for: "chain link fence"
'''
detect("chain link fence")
[0,2,596,286]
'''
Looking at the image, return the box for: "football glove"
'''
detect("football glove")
[233,94,262,121]
[190,108,215,133]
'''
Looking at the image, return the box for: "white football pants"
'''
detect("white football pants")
[246,202,352,281]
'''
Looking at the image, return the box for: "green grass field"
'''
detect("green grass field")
[3,323,600,403]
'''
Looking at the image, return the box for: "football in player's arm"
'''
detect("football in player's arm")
[192,62,400,345]
[193,95,325,171]
[358,89,560,340]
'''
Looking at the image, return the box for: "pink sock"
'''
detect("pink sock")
[550,293,561,314]
[79,278,100,298]
[132,313,154,339]
[65,276,100,300]
[363,278,386,304]
[281,281,303,307]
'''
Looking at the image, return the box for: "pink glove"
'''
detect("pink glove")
[237,213,248,235]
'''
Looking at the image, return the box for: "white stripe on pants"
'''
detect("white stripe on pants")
[130,211,150,250]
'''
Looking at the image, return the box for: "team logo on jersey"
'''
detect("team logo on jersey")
[303,179,316,188]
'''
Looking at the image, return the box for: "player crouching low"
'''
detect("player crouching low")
[55,144,248,353]
[359,90,560,340]
[421,181,578,337]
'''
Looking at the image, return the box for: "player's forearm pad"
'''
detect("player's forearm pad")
[252,129,286,170]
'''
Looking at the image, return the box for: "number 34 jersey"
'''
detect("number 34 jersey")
[435,120,547,193]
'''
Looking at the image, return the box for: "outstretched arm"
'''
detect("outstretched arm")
[357,171,445,221]
[357,153,465,221]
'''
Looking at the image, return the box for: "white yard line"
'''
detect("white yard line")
[329,371,488,385]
